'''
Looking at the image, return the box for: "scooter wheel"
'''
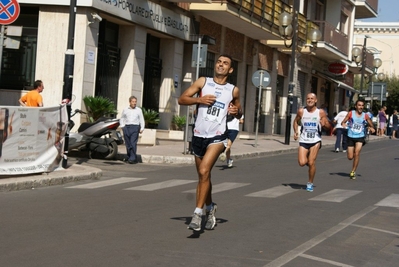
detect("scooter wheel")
[90,141,118,160]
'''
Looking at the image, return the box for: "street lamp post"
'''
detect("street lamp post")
[279,1,322,145]
[369,70,385,109]
[280,4,298,145]
[61,0,77,168]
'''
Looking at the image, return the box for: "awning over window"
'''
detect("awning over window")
[318,74,359,94]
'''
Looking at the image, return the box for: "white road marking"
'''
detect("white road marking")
[245,186,296,198]
[66,177,146,189]
[375,194,399,208]
[182,182,250,194]
[124,179,196,191]
[300,254,355,267]
[309,189,362,202]
[351,224,399,236]
[263,205,377,267]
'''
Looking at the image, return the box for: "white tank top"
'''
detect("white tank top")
[194,77,234,138]
[299,108,322,143]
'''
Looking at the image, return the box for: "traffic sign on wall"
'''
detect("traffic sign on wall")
[0,0,20,25]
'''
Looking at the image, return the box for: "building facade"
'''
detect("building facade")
[0,0,379,136]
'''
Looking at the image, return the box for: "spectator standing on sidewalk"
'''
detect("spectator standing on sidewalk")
[333,106,348,152]
[377,106,387,136]
[178,54,242,231]
[341,99,375,180]
[293,93,331,192]
[224,112,244,168]
[19,80,44,107]
[391,110,398,139]
[119,96,145,164]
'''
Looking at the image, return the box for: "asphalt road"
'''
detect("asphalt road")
[1,139,398,267]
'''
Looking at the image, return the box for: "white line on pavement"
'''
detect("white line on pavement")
[375,194,399,208]
[300,253,355,267]
[124,179,196,191]
[245,185,297,198]
[263,205,377,267]
[66,177,146,189]
[182,182,250,194]
[309,189,362,203]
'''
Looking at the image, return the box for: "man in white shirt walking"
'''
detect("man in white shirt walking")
[120,96,145,164]
[333,106,348,152]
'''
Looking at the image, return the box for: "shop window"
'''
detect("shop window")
[0,7,38,90]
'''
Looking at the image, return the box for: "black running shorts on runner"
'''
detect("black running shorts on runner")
[299,141,322,150]
[347,136,366,147]
[192,135,227,158]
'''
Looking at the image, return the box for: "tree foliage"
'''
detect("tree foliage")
[384,76,399,114]
[353,75,399,115]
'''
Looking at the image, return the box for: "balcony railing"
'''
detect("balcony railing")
[315,20,349,56]
[228,0,307,39]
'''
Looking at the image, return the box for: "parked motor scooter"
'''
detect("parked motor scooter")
[67,109,123,159]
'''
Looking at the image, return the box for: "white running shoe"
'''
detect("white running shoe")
[227,159,233,168]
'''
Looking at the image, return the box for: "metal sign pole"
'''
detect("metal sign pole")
[0,25,4,80]
[254,71,264,147]
[184,37,202,154]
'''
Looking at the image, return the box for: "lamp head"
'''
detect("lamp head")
[308,28,322,43]
[278,12,293,27]
[373,58,382,68]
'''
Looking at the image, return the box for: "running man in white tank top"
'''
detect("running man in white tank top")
[293,93,331,192]
[178,55,242,231]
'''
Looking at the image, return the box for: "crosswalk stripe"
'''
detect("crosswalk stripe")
[375,194,399,208]
[124,179,196,191]
[66,177,146,189]
[246,185,296,198]
[182,182,250,194]
[309,189,362,202]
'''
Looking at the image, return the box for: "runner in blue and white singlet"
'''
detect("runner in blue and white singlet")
[341,99,375,179]
[347,110,366,139]
[194,77,234,138]
[299,108,322,144]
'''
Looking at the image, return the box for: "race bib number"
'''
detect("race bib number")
[205,101,225,123]
[352,122,364,134]
[306,132,316,139]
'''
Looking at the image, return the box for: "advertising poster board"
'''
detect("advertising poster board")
[0,105,68,175]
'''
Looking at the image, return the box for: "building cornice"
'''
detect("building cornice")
[354,21,399,32]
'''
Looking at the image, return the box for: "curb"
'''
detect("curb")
[0,165,102,192]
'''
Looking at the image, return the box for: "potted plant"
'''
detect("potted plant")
[83,95,118,122]
[142,108,160,129]
[172,115,186,131]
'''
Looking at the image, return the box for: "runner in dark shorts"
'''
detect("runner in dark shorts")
[192,135,227,158]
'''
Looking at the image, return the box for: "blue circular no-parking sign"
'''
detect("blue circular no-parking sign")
[0,0,20,25]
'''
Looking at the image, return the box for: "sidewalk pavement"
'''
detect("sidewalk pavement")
[0,133,387,192]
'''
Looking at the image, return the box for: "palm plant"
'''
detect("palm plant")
[142,107,160,128]
[83,96,118,122]
[172,115,186,130]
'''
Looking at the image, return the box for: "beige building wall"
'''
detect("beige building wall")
[36,6,98,127]
[354,22,399,78]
